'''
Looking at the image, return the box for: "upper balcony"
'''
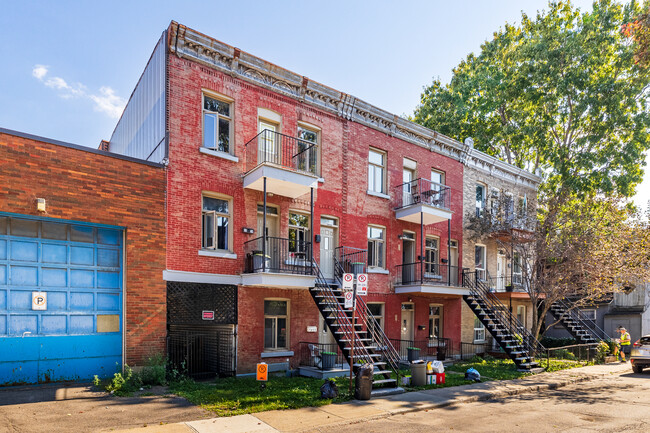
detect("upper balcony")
[244,130,319,198]
[394,262,468,296]
[489,217,536,243]
[394,178,452,225]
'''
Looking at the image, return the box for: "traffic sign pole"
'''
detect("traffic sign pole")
[349,278,357,394]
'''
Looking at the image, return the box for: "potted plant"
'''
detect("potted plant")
[321,351,337,370]
[407,347,421,362]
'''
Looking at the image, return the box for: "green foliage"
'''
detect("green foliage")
[551,349,578,360]
[413,0,650,200]
[540,337,577,348]
[446,358,530,380]
[140,353,167,386]
[545,359,593,372]
[594,340,611,363]
[95,353,171,396]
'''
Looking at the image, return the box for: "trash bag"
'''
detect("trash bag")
[320,379,339,399]
[465,367,481,382]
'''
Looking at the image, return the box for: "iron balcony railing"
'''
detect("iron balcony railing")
[459,341,493,361]
[243,236,313,274]
[244,129,319,176]
[488,275,526,293]
[394,178,451,211]
[335,246,367,278]
[389,337,455,362]
[395,262,461,287]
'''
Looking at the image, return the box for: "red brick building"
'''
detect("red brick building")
[107,22,536,378]
[0,128,166,384]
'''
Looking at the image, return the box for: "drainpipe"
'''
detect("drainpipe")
[420,212,424,284]
[263,177,267,272]
[310,187,314,266]
[447,219,451,286]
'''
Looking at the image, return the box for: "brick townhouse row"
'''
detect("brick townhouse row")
[0,21,540,384]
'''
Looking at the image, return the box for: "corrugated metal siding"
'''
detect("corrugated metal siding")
[108,32,166,162]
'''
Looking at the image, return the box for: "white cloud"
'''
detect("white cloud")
[32,65,125,118]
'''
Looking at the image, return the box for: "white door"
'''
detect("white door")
[449,240,458,286]
[401,304,415,353]
[318,314,336,346]
[403,168,415,206]
[320,226,336,279]
[497,254,506,291]
[257,207,279,269]
[258,121,277,164]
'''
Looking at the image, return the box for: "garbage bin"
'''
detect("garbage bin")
[410,361,426,386]
[252,251,271,271]
[351,262,364,275]
[436,345,447,361]
[354,363,374,400]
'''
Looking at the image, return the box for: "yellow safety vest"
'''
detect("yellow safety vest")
[620,332,631,346]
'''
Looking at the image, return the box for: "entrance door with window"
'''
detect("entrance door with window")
[497,253,506,291]
[449,240,458,285]
[257,205,279,271]
[401,303,415,354]
[258,121,278,164]
[403,167,415,206]
[319,219,337,279]
[401,232,415,283]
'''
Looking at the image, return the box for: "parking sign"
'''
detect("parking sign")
[357,273,368,296]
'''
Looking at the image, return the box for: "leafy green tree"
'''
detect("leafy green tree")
[414,0,650,200]
[623,2,650,68]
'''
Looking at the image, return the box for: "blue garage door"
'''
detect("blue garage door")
[0,214,123,385]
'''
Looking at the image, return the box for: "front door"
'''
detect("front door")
[401,303,415,355]
[497,253,506,291]
[402,168,415,206]
[449,240,458,286]
[258,121,278,164]
[320,225,336,279]
[401,232,415,283]
[257,206,279,270]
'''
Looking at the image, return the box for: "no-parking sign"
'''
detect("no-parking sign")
[357,273,368,296]
[344,291,354,309]
[342,273,354,291]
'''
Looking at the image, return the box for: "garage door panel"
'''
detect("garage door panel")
[42,243,67,263]
[47,291,67,310]
[0,239,6,259]
[70,269,94,288]
[42,267,67,286]
[98,271,120,289]
[10,219,38,237]
[0,291,5,309]
[98,229,120,245]
[9,315,37,335]
[70,292,94,310]
[9,290,31,310]
[11,266,38,286]
[10,241,38,262]
[70,226,94,243]
[70,246,94,265]
[0,315,6,334]
[42,315,67,334]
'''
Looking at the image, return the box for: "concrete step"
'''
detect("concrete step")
[370,387,405,398]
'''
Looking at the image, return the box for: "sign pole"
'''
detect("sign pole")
[349,278,357,394]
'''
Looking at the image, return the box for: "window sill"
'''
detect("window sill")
[198,250,237,259]
[367,267,389,275]
[366,190,390,200]
[261,351,294,358]
[318,177,325,183]
[199,147,239,162]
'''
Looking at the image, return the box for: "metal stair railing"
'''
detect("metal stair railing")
[463,270,545,358]
[333,248,400,372]
[311,259,373,365]
[554,298,610,341]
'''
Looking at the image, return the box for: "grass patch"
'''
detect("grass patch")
[445,358,530,381]
[169,375,352,416]
[543,359,593,372]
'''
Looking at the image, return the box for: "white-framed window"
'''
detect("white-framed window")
[203,93,233,154]
[288,212,310,254]
[476,183,486,217]
[367,302,385,336]
[513,252,522,285]
[368,148,386,194]
[474,317,486,342]
[202,194,231,251]
[258,119,279,164]
[367,225,385,268]
[517,305,526,327]
[402,161,416,206]
[425,237,439,275]
[518,195,527,218]
[429,304,443,339]
[264,299,289,350]
[431,169,445,191]
[475,244,486,280]
[582,309,596,321]
[297,124,319,175]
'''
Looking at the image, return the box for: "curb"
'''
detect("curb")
[294,369,616,433]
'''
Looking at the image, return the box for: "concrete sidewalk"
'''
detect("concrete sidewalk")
[107,363,631,433]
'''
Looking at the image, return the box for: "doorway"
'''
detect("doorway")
[401,303,415,354]
[401,232,416,283]
[449,239,458,285]
[320,217,338,279]
[258,120,278,164]
[497,252,506,291]
[257,204,279,270]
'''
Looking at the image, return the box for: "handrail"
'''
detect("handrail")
[394,177,451,211]
[554,298,610,341]
[244,129,319,176]
[463,270,545,357]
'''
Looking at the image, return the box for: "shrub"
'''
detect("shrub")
[140,353,167,386]
[594,341,610,364]
[540,337,577,348]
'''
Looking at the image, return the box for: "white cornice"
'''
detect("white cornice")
[168,22,541,188]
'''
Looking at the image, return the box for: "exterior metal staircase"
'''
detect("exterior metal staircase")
[549,299,609,344]
[309,247,402,394]
[463,271,544,371]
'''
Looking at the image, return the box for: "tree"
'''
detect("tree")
[414,0,650,200]
[623,2,650,68]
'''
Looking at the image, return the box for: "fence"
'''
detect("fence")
[395,262,460,286]
[389,337,454,362]
[243,236,313,274]
[459,342,493,361]
[297,342,346,371]
[167,325,236,379]
[541,343,599,369]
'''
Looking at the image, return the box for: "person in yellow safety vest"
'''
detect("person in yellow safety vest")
[618,327,631,362]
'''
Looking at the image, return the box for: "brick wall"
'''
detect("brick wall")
[0,131,166,365]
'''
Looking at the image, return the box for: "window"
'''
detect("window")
[425,237,439,275]
[367,226,385,268]
[431,170,445,192]
[288,212,310,254]
[513,252,522,285]
[429,305,443,339]
[203,93,232,153]
[474,317,486,342]
[264,300,288,350]
[368,148,386,194]
[582,309,596,321]
[475,244,486,280]
[504,193,515,223]
[367,303,385,336]
[517,305,526,327]
[476,183,486,217]
[202,195,231,251]
[518,195,527,218]
[297,125,319,175]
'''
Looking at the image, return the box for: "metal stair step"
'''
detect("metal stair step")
[344,345,377,351]
[373,369,392,375]
[340,338,372,342]
[372,378,397,386]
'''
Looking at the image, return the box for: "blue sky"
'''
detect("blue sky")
[0,0,647,210]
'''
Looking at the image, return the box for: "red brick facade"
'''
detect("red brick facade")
[0,131,166,365]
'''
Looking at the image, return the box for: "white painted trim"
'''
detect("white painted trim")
[395,284,470,296]
[243,163,319,198]
[240,272,316,288]
[261,351,294,358]
[366,190,391,200]
[163,269,241,285]
[367,267,390,275]
[198,249,237,259]
[258,107,282,124]
[395,203,453,225]
[199,147,239,162]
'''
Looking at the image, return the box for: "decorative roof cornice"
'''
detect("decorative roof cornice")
[168,22,541,188]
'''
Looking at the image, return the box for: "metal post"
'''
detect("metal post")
[263,177,267,272]
[310,187,314,266]
[349,279,357,394]
[420,212,424,284]
[447,219,451,285]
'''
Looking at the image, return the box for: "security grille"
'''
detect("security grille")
[167,282,237,325]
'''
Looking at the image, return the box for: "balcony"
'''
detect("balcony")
[394,178,452,225]
[244,130,319,198]
[394,262,469,296]
[489,216,536,243]
[241,236,316,288]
